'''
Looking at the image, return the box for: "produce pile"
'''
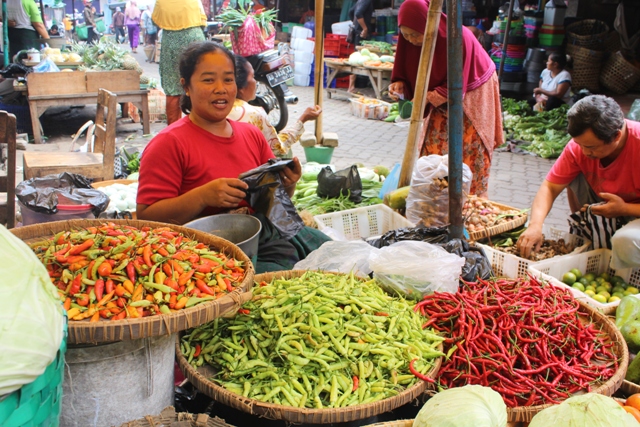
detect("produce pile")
[41,47,82,63]
[348,48,394,68]
[562,269,636,305]
[484,227,578,261]
[181,271,444,408]
[619,297,640,388]
[416,277,619,407]
[292,166,387,216]
[30,223,247,321]
[463,196,528,235]
[97,181,138,214]
[502,98,571,158]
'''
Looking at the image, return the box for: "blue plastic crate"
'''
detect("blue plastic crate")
[308,62,336,88]
[0,103,33,135]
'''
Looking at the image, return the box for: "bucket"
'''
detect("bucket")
[18,201,94,225]
[184,214,262,266]
[61,334,175,427]
[304,146,334,164]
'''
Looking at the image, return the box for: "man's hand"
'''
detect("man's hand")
[7,19,16,28]
[199,178,248,209]
[591,193,629,218]
[361,28,369,38]
[517,225,544,259]
[299,105,322,123]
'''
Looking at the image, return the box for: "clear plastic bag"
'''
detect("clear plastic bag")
[293,241,378,277]
[32,57,60,73]
[406,155,472,227]
[369,241,465,300]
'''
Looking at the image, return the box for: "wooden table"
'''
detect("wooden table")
[324,60,393,100]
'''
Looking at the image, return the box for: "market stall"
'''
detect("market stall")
[324,58,393,100]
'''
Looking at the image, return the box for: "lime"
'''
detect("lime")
[596,277,606,284]
[597,291,611,300]
[583,273,596,282]
[596,286,609,294]
[562,272,577,285]
[602,282,612,291]
[589,281,600,288]
[612,275,625,284]
[613,286,626,294]
[572,283,585,292]
[579,277,590,286]
[613,292,626,299]
[593,294,607,303]
[569,268,582,280]
[600,272,611,281]
[584,290,596,297]
[586,286,597,292]
[608,296,621,303]
[626,287,640,295]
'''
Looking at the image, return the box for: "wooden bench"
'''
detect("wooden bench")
[27,70,150,144]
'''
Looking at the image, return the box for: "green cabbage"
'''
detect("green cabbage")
[413,385,507,427]
[0,226,64,395]
[528,394,639,427]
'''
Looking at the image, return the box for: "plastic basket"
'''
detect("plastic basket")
[599,51,640,95]
[477,227,591,279]
[314,204,414,241]
[349,98,391,120]
[0,321,67,427]
[528,248,640,315]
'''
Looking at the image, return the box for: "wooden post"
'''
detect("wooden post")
[314,0,324,142]
[398,0,444,188]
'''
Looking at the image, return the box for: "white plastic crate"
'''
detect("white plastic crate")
[314,204,414,241]
[331,21,352,35]
[477,227,591,279]
[349,98,391,120]
[291,26,313,40]
[529,248,640,314]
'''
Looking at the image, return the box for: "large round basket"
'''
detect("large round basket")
[566,19,610,51]
[566,44,604,92]
[119,406,235,427]
[176,270,443,424]
[10,219,255,345]
[506,299,628,423]
[599,51,640,95]
[620,380,640,397]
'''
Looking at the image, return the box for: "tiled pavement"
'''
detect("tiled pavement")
[16,50,572,231]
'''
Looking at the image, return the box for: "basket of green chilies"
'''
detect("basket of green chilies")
[176,270,444,424]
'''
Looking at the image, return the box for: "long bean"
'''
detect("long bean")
[182,271,444,408]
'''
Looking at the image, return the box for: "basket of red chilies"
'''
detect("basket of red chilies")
[414,276,628,423]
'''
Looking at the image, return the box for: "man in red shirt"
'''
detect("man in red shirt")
[518,95,640,268]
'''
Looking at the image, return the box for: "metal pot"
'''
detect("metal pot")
[184,214,262,264]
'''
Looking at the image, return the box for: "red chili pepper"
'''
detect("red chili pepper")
[67,238,95,256]
[195,279,216,296]
[238,308,250,315]
[409,359,435,383]
[69,274,82,295]
[193,344,201,358]
[178,270,195,286]
[126,262,136,283]
[225,278,233,292]
[94,279,105,302]
[105,279,115,294]
[97,262,112,277]
[352,376,359,391]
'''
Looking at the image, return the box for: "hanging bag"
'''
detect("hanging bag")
[230,17,276,57]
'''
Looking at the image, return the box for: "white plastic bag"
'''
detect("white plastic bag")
[32,57,61,73]
[293,241,379,277]
[369,241,465,299]
[406,155,472,227]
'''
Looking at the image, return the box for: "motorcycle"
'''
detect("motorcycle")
[245,49,296,132]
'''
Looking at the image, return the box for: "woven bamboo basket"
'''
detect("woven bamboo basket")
[600,51,640,95]
[604,31,622,54]
[10,219,255,345]
[177,270,443,424]
[566,19,609,51]
[467,201,528,241]
[119,406,235,427]
[566,44,604,92]
[506,299,628,423]
[620,380,640,396]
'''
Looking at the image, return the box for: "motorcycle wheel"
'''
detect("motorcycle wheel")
[249,79,288,132]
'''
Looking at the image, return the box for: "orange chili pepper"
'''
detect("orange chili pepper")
[90,311,100,322]
[164,278,179,291]
[157,247,170,257]
[114,284,126,297]
[97,291,115,307]
[169,294,178,309]
[63,297,71,311]
[123,280,135,294]
[97,262,113,277]
[162,263,174,278]
[168,259,184,275]
[174,296,189,310]
[178,270,195,286]
[127,305,140,318]
[76,293,90,307]
[111,310,126,321]
[131,284,144,302]
[143,244,153,268]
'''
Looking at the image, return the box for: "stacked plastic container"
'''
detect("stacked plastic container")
[291,26,314,87]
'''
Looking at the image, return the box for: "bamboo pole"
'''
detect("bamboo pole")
[398,0,444,188]
[314,0,324,142]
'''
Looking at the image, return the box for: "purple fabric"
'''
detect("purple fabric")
[127,24,140,48]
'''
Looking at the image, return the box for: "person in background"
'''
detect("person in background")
[517,95,640,269]
[112,6,125,43]
[48,24,59,36]
[388,0,503,198]
[229,55,322,157]
[347,0,373,93]
[124,0,141,53]
[532,52,572,111]
[152,0,206,125]
[6,0,49,58]
[136,41,330,273]
[83,0,99,44]
[141,5,158,48]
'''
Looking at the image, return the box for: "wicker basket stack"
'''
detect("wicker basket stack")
[565,20,610,92]
[599,51,640,95]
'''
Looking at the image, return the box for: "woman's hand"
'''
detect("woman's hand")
[388,81,405,100]
[299,105,322,123]
[280,157,302,197]
[200,178,248,209]
[533,87,543,95]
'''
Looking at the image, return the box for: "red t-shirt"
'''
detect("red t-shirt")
[546,119,640,203]
[137,117,274,215]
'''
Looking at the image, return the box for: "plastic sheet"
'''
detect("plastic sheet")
[316,165,363,203]
[293,240,379,276]
[240,159,304,240]
[15,172,109,217]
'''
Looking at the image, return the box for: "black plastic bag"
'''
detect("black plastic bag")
[316,165,362,203]
[438,239,493,281]
[240,159,304,240]
[16,172,109,217]
[368,225,450,248]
